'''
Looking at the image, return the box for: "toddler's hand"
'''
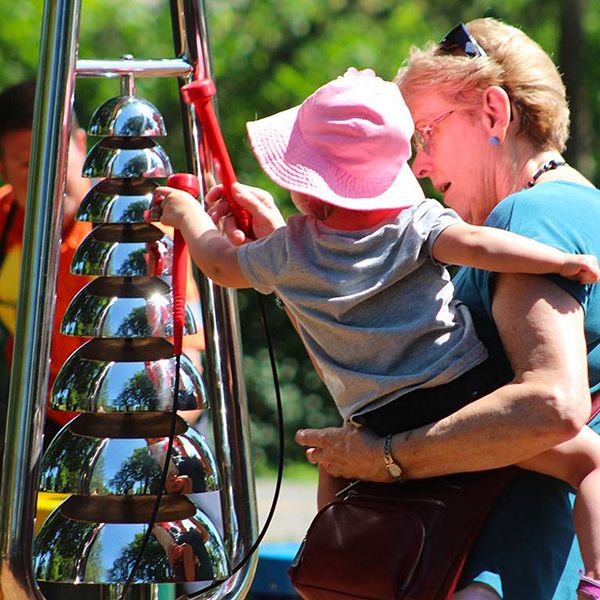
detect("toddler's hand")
[205,182,285,244]
[560,253,600,284]
[153,186,202,230]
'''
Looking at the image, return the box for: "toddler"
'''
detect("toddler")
[156,68,600,594]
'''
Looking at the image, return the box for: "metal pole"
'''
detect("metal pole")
[0,0,81,598]
[170,0,259,597]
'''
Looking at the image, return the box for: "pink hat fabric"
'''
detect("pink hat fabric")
[246,67,424,211]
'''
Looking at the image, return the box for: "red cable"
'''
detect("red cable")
[181,78,253,238]
[165,173,199,356]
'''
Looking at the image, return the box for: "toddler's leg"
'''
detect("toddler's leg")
[517,425,600,582]
[453,583,502,599]
[316,464,350,510]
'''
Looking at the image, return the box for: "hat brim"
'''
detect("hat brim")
[246,106,425,212]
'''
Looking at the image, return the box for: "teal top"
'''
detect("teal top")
[454,181,600,598]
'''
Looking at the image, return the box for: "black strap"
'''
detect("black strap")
[591,390,600,422]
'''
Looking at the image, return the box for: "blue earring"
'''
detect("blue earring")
[489,136,501,146]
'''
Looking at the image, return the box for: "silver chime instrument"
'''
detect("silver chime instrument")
[0,1,259,599]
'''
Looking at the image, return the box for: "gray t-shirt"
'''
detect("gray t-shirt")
[238,198,488,420]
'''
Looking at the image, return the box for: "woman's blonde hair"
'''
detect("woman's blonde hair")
[395,18,570,152]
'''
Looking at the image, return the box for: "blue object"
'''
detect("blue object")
[250,542,301,598]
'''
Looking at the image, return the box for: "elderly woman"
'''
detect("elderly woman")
[208,18,600,600]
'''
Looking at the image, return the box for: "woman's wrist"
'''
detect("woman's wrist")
[383,433,405,481]
[389,431,415,480]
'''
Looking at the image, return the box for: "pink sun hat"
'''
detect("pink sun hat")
[246,67,425,211]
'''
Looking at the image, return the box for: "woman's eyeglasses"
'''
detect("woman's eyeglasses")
[412,110,454,154]
[438,22,487,58]
[412,24,487,154]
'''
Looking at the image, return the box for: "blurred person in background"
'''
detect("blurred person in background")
[0,80,92,453]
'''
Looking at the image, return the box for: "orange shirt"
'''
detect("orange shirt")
[0,187,205,428]
[0,188,91,426]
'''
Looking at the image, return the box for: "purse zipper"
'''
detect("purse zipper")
[345,490,448,508]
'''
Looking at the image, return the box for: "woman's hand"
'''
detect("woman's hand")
[205,182,285,244]
[295,422,394,482]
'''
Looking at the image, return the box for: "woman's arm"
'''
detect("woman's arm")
[296,274,591,480]
[432,222,599,283]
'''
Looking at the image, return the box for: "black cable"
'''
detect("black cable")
[119,291,285,599]
[185,292,285,599]
[119,353,182,600]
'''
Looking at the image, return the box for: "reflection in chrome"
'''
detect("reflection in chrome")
[78,178,158,224]
[61,277,196,338]
[40,418,219,495]
[83,138,172,179]
[51,338,206,413]
[88,95,167,138]
[33,497,229,584]
[72,227,173,277]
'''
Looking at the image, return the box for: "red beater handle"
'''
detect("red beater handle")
[180,78,253,238]
[166,173,199,355]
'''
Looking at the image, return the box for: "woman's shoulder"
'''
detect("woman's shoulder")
[487,181,600,231]
[499,180,600,208]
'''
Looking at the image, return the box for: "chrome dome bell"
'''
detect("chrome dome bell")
[33,496,229,584]
[61,277,197,338]
[88,95,167,138]
[40,413,219,495]
[51,339,206,413]
[71,224,173,277]
[78,179,158,224]
[82,138,172,179]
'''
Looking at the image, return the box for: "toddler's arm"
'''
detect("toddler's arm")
[155,185,252,288]
[432,222,600,284]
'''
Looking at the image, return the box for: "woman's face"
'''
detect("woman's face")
[407,91,498,225]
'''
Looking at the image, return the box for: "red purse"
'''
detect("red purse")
[288,468,515,600]
[289,393,600,600]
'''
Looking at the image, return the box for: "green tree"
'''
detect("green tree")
[107,532,168,582]
[108,447,162,495]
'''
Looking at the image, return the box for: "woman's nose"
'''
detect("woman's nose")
[411,149,432,179]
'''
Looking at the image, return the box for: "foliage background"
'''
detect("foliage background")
[0,0,597,471]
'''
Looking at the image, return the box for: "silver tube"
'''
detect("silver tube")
[170,0,259,597]
[76,59,193,78]
[0,0,81,598]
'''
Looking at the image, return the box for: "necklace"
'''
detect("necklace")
[526,159,568,188]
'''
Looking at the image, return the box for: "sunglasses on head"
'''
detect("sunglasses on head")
[438,22,487,58]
